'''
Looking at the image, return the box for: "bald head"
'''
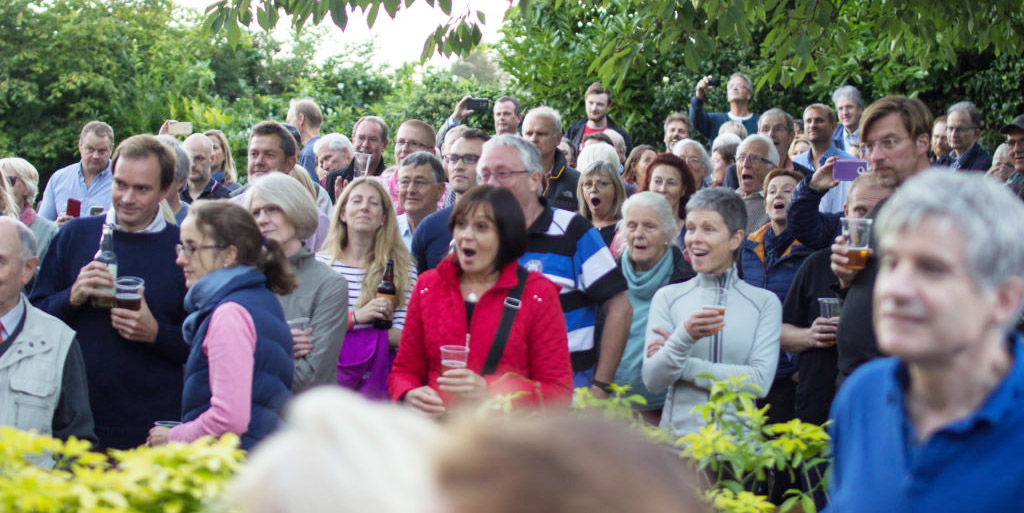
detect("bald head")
[0,217,38,312]
[183,133,215,183]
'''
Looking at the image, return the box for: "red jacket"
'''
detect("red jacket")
[388,258,573,408]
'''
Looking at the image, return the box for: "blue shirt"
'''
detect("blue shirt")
[826,334,1024,513]
[410,206,454,274]
[299,136,321,184]
[38,161,113,220]
[793,147,853,214]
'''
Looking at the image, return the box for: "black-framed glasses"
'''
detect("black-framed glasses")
[175,243,224,258]
[445,154,480,165]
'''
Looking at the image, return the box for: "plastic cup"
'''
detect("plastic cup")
[287,317,311,331]
[115,276,144,311]
[353,152,372,177]
[840,217,873,270]
[818,298,842,320]
[153,421,181,428]
[440,345,470,374]
[701,285,727,334]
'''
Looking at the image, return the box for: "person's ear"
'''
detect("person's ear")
[20,256,39,287]
[220,245,239,268]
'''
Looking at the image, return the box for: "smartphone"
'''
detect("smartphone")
[168,121,193,136]
[66,198,81,218]
[833,158,869,181]
[89,206,105,216]
[707,77,722,87]
[466,97,489,112]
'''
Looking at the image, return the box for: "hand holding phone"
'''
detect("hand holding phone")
[466,97,489,112]
[66,198,81,218]
[167,121,193,136]
[832,159,869,181]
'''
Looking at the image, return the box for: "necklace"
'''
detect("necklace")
[466,292,479,302]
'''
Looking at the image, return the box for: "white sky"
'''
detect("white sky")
[173,0,512,68]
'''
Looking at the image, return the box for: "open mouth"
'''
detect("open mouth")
[741,172,753,182]
[772,201,786,211]
[589,196,602,208]
[461,247,477,258]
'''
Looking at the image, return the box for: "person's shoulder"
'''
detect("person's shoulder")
[835,357,900,406]
[48,162,79,180]
[24,302,76,339]
[420,206,452,229]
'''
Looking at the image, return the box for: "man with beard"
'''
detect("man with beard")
[565,82,633,155]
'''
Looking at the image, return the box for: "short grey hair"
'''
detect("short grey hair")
[946,101,981,130]
[993,142,1010,163]
[577,160,626,222]
[399,151,446,184]
[686,187,747,236]
[759,108,795,133]
[157,135,191,182]
[0,217,38,263]
[246,172,320,240]
[604,129,626,153]
[738,134,780,166]
[711,133,742,152]
[481,135,544,177]
[577,142,620,170]
[877,170,1024,293]
[619,191,679,247]
[730,72,754,95]
[314,133,355,155]
[671,139,713,177]
[524,106,563,136]
[832,85,864,109]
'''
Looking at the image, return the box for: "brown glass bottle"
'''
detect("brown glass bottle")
[373,259,396,330]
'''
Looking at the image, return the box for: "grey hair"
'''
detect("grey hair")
[993,142,1010,163]
[686,187,747,236]
[246,172,320,240]
[759,108,796,133]
[619,191,679,247]
[711,133,742,152]
[156,135,191,182]
[604,129,626,153]
[314,133,354,155]
[482,135,544,178]
[739,134,780,166]
[730,72,754,95]
[0,217,38,263]
[577,160,626,222]
[524,106,563,136]
[671,139,713,177]
[400,151,446,184]
[577,142,620,170]
[832,85,864,109]
[946,101,981,130]
[877,170,1024,293]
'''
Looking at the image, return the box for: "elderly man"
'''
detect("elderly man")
[325,116,390,202]
[395,152,445,250]
[722,108,815,190]
[565,82,633,155]
[663,112,693,152]
[313,132,354,183]
[477,134,632,397]
[937,101,992,172]
[1001,114,1024,196]
[690,73,760,141]
[0,218,95,444]
[795,104,855,214]
[735,134,778,233]
[522,106,580,212]
[831,86,864,153]
[383,120,438,215]
[182,133,230,203]
[38,121,115,225]
[156,135,192,224]
[827,171,1024,512]
[287,98,324,183]
[31,134,188,449]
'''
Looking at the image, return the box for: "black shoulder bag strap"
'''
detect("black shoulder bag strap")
[481,266,528,376]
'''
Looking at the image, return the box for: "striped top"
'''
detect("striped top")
[314,255,417,330]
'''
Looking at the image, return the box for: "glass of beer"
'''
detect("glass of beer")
[701,285,727,334]
[840,217,873,270]
[115,277,145,310]
[440,345,470,374]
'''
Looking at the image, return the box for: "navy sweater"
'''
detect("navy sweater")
[30,215,188,450]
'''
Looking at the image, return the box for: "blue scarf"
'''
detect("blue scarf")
[182,266,265,345]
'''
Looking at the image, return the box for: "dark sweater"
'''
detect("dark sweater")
[30,216,188,449]
[411,205,454,274]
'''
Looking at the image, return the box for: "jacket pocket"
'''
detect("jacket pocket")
[10,377,56,432]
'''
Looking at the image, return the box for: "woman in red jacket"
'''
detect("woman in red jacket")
[388,185,572,416]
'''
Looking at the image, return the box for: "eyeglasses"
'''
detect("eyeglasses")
[581,180,613,191]
[5,175,15,186]
[394,138,430,150]
[947,126,977,134]
[1006,138,1024,149]
[760,124,790,134]
[445,154,480,165]
[251,205,283,218]
[175,243,224,257]
[398,178,436,190]
[861,137,906,155]
[477,170,530,182]
[735,153,772,165]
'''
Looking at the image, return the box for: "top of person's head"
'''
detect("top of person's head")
[620,191,679,245]
[0,216,38,264]
[739,134,780,166]
[581,132,614,147]
[495,95,522,116]
[314,133,355,154]
[482,135,544,176]
[686,187,747,235]
[113,134,176,191]
[877,170,1024,294]
[246,173,320,241]
[437,414,704,513]
[758,108,795,132]
[711,132,743,152]
[399,151,445,183]
[663,112,693,130]
[718,120,748,138]
[859,96,933,140]
[352,115,390,141]
[604,129,626,153]
[80,120,114,143]
[993,142,1010,162]
[448,184,528,271]
[946,100,981,129]
[250,121,298,159]
[155,135,192,183]
[577,142,621,170]
[289,98,323,128]
[847,170,891,198]
[183,133,215,153]
[585,81,611,101]
[222,387,440,513]
[442,125,470,153]
[762,168,805,193]
[398,119,437,148]
[457,128,490,144]
[523,106,563,135]
[832,85,864,108]
[0,157,41,200]
[730,72,754,94]
[804,103,837,125]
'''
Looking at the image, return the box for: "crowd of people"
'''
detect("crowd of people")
[2,77,1024,511]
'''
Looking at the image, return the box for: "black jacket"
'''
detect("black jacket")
[543,149,581,212]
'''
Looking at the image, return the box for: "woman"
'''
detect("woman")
[0,157,58,257]
[788,137,811,159]
[0,164,19,217]
[577,160,626,246]
[623,144,657,194]
[318,177,416,400]
[205,129,241,192]
[672,139,714,187]
[614,192,694,425]
[247,173,348,394]
[642,187,780,436]
[147,200,295,450]
[642,153,698,246]
[388,185,572,416]
[987,143,1014,182]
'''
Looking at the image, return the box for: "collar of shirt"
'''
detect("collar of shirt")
[0,295,26,341]
[104,206,167,234]
[77,161,113,185]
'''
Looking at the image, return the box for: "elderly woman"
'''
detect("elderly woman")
[642,187,780,436]
[577,160,627,246]
[205,129,241,192]
[318,177,417,400]
[247,173,348,394]
[1,157,59,258]
[672,139,714,187]
[987,143,1014,182]
[623,144,657,194]
[614,192,694,425]
[388,185,572,415]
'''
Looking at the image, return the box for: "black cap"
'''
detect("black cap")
[999,114,1024,135]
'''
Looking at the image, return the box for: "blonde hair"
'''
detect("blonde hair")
[0,169,17,217]
[247,173,320,241]
[288,164,319,202]
[320,177,412,309]
[0,157,40,208]
[205,129,238,184]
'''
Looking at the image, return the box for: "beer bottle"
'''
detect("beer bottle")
[373,259,396,330]
[91,223,118,308]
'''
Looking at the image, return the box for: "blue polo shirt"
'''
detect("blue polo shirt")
[825,334,1024,512]
[38,161,113,220]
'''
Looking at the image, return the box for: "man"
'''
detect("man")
[795,104,855,214]
[929,115,950,164]
[522,107,580,212]
[604,129,627,169]
[937,101,992,171]
[477,134,632,397]
[31,134,189,450]
[313,132,354,183]
[412,129,487,273]
[1000,114,1024,195]
[724,108,814,190]
[287,98,324,183]
[325,116,390,202]
[395,152,445,250]
[383,120,438,215]
[156,135,192,224]
[829,95,933,382]
[690,73,760,141]
[827,171,1024,511]
[565,82,633,155]
[831,86,864,153]
[438,95,524,143]
[39,121,115,225]
[0,218,95,444]
[182,133,230,203]
[663,112,692,152]
[735,134,778,233]
[233,121,332,212]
